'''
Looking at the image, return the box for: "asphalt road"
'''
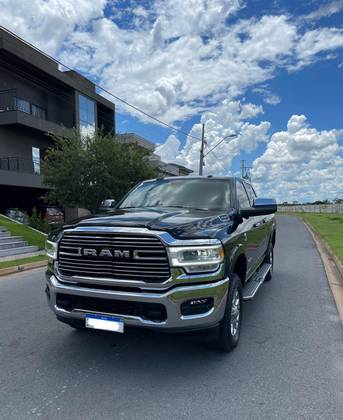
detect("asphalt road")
[0,215,342,420]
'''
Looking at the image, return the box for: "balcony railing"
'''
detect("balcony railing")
[0,157,41,175]
[0,89,47,120]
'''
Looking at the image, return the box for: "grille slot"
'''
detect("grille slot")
[57,233,170,283]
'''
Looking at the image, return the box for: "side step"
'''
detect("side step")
[242,263,271,301]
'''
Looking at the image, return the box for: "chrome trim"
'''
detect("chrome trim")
[47,274,229,330]
[55,263,225,290]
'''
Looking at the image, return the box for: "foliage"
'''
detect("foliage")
[28,208,50,234]
[0,255,48,270]
[290,213,343,264]
[42,130,157,212]
[0,215,46,250]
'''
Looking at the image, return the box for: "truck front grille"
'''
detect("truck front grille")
[57,232,170,283]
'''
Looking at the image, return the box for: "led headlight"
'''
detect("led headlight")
[45,240,57,260]
[168,244,224,274]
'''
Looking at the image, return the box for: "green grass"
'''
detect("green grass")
[0,255,48,269]
[0,215,47,250]
[288,213,343,264]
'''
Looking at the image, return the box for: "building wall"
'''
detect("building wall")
[0,65,75,128]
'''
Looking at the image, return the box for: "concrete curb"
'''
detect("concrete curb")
[303,220,343,326]
[0,259,47,277]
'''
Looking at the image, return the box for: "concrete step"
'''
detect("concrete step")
[0,236,23,243]
[0,241,28,250]
[0,231,10,237]
[0,246,39,258]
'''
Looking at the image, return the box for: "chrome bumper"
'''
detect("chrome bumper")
[46,274,229,331]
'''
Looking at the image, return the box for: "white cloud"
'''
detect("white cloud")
[2,0,343,123]
[302,0,343,21]
[252,115,343,202]
[156,99,270,174]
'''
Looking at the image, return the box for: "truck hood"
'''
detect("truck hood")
[65,207,235,239]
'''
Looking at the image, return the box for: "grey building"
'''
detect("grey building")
[117,133,193,177]
[0,28,115,213]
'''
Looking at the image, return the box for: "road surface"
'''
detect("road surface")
[0,215,342,419]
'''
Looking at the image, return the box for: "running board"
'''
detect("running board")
[242,263,271,301]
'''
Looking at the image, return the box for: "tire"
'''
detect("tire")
[215,274,242,352]
[57,316,86,330]
[264,242,274,282]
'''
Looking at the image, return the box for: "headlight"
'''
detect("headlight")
[45,240,57,260]
[168,244,224,274]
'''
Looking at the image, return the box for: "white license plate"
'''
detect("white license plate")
[85,314,124,333]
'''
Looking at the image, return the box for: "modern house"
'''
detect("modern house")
[116,133,193,177]
[0,27,115,213]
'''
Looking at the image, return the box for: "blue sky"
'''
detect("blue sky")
[1,0,343,202]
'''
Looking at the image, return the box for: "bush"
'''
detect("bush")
[28,208,50,234]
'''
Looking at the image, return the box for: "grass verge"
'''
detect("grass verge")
[286,213,343,265]
[0,215,46,250]
[0,255,48,269]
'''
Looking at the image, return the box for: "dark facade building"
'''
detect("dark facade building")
[117,133,193,176]
[0,28,115,213]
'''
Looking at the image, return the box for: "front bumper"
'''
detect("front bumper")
[46,273,229,331]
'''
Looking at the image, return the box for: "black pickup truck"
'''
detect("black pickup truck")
[45,176,277,352]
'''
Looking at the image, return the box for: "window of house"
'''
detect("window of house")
[15,97,30,114]
[32,147,40,175]
[31,104,46,120]
[79,94,95,138]
[236,181,250,208]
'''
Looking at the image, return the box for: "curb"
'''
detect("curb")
[303,220,343,326]
[0,260,47,277]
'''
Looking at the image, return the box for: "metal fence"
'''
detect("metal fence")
[279,204,343,213]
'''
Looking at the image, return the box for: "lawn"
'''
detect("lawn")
[290,213,343,264]
[0,255,48,269]
[0,215,47,250]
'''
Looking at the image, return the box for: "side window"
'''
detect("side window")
[244,183,256,206]
[236,181,250,208]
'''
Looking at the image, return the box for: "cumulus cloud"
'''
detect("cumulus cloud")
[252,115,343,202]
[156,99,271,174]
[1,1,343,122]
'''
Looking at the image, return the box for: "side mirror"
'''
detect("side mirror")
[240,198,277,219]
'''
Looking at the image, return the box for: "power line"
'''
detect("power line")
[203,134,237,157]
[0,25,203,142]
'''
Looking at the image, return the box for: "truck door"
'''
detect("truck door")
[236,180,259,277]
[244,181,269,263]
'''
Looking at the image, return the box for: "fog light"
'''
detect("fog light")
[181,298,214,316]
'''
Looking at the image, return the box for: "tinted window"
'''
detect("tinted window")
[244,183,256,206]
[120,179,231,211]
[79,94,95,137]
[236,181,250,208]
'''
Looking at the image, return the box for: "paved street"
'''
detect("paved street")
[0,215,342,419]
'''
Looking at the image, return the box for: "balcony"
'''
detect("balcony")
[0,157,44,188]
[0,89,66,135]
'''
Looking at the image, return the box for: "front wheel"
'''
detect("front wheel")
[215,274,242,352]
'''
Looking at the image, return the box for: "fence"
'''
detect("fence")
[279,204,343,214]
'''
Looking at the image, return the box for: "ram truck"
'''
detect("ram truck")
[45,176,277,352]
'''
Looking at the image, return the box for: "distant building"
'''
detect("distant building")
[117,132,193,177]
[0,27,115,212]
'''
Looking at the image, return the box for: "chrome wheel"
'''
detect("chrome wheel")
[230,289,240,337]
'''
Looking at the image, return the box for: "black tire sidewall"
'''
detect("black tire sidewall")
[218,274,242,352]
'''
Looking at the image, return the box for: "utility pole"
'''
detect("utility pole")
[199,123,205,176]
[240,160,252,181]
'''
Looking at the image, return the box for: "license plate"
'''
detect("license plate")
[85,314,124,333]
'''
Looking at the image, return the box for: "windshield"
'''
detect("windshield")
[119,179,231,211]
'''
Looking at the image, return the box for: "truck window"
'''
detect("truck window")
[236,181,250,208]
[244,183,256,206]
[119,179,232,211]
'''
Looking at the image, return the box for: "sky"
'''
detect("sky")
[0,0,343,202]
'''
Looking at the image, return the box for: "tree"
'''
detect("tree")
[42,130,157,213]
